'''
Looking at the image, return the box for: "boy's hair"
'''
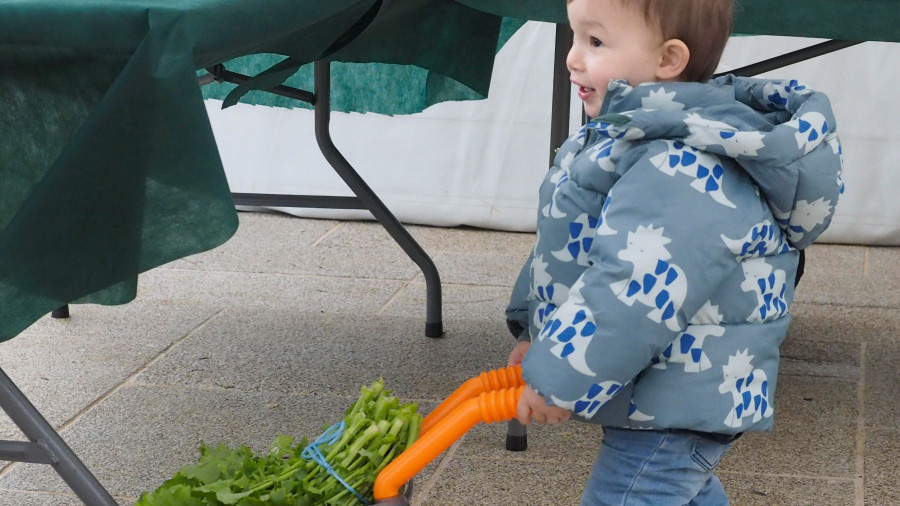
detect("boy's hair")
[568,0,734,82]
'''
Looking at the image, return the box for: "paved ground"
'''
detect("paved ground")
[0,211,898,505]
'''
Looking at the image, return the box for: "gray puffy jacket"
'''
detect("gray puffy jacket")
[507,75,843,434]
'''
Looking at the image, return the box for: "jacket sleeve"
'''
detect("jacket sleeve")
[505,251,533,341]
[521,141,748,418]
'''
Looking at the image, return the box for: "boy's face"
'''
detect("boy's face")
[566,0,665,117]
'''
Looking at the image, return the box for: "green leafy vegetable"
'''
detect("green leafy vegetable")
[136,380,422,506]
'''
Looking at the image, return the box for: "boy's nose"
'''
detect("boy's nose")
[566,46,582,73]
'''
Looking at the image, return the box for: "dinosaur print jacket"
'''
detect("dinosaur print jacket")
[507,75,843,434]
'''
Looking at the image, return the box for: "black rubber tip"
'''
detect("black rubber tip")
[373,480,413,505]
[506,434,528,452]
[425,322,444,338]
[372,496,409,505]
[51,305,70,319]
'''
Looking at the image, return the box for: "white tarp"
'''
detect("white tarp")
[206,22,900,246]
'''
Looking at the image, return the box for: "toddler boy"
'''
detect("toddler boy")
[506,0,844,503]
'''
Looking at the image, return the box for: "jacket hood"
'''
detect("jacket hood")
[588,75,844,249]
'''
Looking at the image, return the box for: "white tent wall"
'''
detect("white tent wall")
[206,22,900,246]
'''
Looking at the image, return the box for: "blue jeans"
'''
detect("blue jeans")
[581,427,736,506]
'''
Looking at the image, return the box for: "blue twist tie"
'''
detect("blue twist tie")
[302,421,371,505]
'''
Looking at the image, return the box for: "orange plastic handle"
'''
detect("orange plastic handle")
[421,364,524,435]
[374,384,524,501]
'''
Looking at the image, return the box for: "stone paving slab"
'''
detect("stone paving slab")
[135,307,511,400]
[0,303,220,440]
[0,212,898,505]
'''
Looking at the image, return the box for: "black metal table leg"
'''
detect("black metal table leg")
[0,367,118,505]
[204,62,444,338]
[313,61,443,337]
[549,24,574,166]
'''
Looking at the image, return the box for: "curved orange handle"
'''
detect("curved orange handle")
[421,364,523,435]
[374,385,524,501]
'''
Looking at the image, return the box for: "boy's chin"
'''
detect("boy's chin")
[583,99,603,119]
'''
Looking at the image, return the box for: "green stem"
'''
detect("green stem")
[247,458,305,494]
[339,424,382,468]
[405,414,422,449]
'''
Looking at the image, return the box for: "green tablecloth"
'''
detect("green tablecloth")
[1,0,898,343]
[0,0,535,342]
[204,0,900,112]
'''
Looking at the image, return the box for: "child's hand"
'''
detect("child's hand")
[516,385,571,426]
[507,340,531,366]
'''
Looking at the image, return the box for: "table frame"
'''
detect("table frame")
[211,60,447,338]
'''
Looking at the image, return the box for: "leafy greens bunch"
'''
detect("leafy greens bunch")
[136,380,422,506]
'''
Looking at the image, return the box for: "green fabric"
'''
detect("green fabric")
[1,0,899,343]
[733,0,900,42]
[461,0,900,41]
[0,0,375,342]
[202,17,527,114]
[0,0,530,343]
[0,21,239,340]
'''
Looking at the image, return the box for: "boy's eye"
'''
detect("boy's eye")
[590,37,603,47]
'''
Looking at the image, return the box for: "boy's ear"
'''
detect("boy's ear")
[656,39,690,81]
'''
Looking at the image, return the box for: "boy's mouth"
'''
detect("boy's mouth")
[577,85,595,101]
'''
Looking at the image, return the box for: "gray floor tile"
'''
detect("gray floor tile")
[16,302,217,340]
[455,419,603,464]
[380,281,517,326]
[0,490,84,506]
[163,211,340,274]
[416,456,590,505]
[719,473,855,506]
[718,375,858,478]
[866,246,900,302]
[865,340,900,429]
[1,212,898,506]
[134,308,512,399]
[306,221,435,280]
[865,428,900,505]
[135,268,402,314]
[788,303,900,344]
[428,250,531,287]
[0,303,219,439]
[779,337,860,379]
[798,244,897,308]
[405,225,535,257]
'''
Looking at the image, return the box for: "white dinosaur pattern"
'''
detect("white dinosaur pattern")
[721,220,791,260]
[551,380,623,419]
[539,279,597,377]
[683,113,766,158]
[771,197,834,244]
[719,349,772,428]
[649,141,736,208]
[739,257,788,322]
[531,253,569,330]
[610,225,686,331]
[651,324,725,373]
[552,213,599,267]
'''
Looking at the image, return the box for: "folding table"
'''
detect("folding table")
[0,1,556,502]
[0,0,897,503]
